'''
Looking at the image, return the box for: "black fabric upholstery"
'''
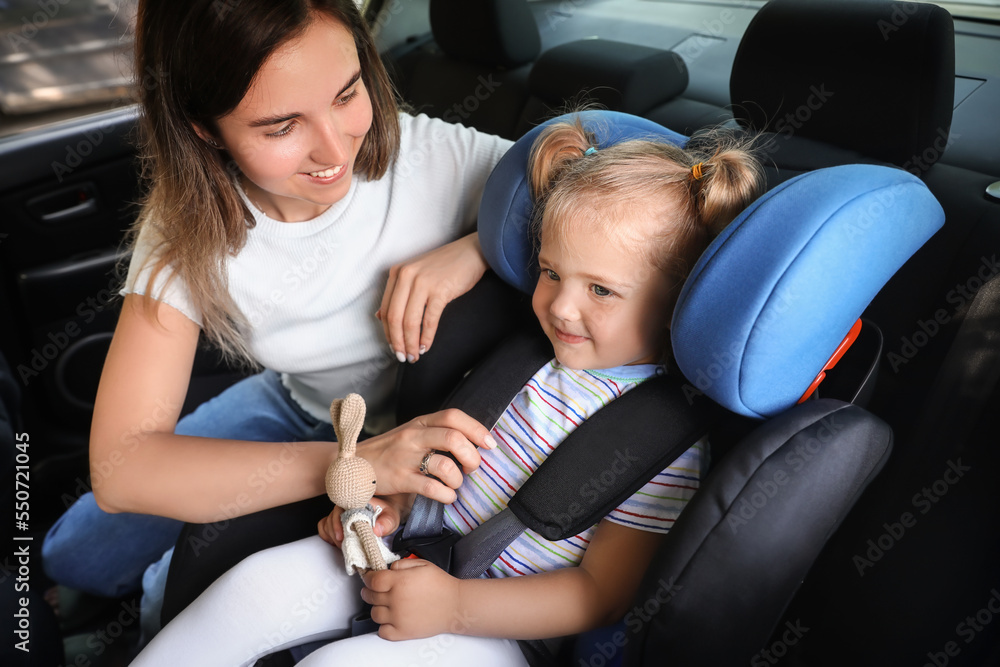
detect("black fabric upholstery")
[429,0,541,69]
[386,0,541,139]
[622,400,893,666]
[730,0,954,167]
[526,39,688,118]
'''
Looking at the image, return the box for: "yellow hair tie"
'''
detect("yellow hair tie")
[691,162,704,181]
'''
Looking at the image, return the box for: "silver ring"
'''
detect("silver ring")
[419,451,434,476]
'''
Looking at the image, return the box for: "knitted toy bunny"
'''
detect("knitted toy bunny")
[326,393,400,575]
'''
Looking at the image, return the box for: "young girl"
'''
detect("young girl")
[131,116,763,665]
[42,0,509,646]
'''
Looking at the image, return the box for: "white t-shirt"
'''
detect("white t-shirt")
[124,113,513,428]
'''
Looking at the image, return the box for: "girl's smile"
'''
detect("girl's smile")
[532,215,674,370]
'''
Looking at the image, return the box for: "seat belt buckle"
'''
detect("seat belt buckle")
[391,527,461,572]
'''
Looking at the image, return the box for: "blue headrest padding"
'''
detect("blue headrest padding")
[672,164,944,419]
[478,110,687,294]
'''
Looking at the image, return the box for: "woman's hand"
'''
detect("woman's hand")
[317,493,413,547]
[356,408,496,505]
[361,559,464,641]
[378,232,488,364]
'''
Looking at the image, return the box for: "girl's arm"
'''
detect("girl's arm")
[91,294,491,523]
[361,518,668,641]
[378,231,488,364]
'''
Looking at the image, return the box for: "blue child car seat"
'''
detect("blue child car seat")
[460,109,944,665]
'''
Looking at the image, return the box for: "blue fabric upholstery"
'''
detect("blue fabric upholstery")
[672,165,944,418]
[478,110,686,295]
[476,111,945,418]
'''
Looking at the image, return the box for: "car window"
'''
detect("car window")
[0,0,136,137]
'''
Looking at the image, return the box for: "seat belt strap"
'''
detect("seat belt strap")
[398,330,554,562]
[451,508,527,579]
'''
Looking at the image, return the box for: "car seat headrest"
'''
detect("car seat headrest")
[430,0,541,69]
[479,110,687,295]
[672,164,944,418]
[730,0,954,168]
[478,111,945,419]
[528,40,689,117]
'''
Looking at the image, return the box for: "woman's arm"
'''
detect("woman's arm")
[378,231,488,363]
[361,519,667,641]
[90,294,339,520]
[92,294,492,523]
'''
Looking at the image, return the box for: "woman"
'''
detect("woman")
[42,0,510,643]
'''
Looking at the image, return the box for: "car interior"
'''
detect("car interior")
[1,0,999,665]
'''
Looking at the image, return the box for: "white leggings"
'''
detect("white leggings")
[132,536,529,666]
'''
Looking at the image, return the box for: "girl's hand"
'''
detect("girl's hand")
[361,558,464,641]
[317,494,413,547]
[378,232,487,364]
[357,408,496,505]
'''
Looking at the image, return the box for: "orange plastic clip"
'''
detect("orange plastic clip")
[797,319,863,404]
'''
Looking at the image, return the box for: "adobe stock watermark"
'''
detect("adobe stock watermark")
[66,396,182,508]
[540,0,586,32]
[212,0,239,21]
[853,458,971,576]
[679,281,799,405]
[186,442,308,556]
[369,0,407,37]
[877,2,923,41]
[770,84,835,141]
[900,128,957,177]
[6,0,71,52]
[71,599,142,663]
[577,577,683,667]
[49,63,165,181]
[922,587,1000,667]
[886,255,999,373]
[15,275,119,386]
[243,237,341,327]
[241,568,354,663]
[439,75,502,127]
[549,448,642,538]
[751,619,810,666]
[409,610,479,666]
[726,413,844,534]
[674,2,756,64]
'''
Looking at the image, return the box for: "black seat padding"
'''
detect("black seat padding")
[388,0,540,139]
[515,39,688,137]
[731,0,954,169]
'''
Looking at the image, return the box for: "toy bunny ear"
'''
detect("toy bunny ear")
[330,393,366,457]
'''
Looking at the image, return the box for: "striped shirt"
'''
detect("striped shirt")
[442,359,707,579]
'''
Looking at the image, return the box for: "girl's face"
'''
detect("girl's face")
[532,214,675,370]
[209,15,373,222]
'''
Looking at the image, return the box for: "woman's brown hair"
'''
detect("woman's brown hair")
[128,0,400,363]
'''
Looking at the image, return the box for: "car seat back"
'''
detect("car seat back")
[386,0,540,140]
[468,110,945,665]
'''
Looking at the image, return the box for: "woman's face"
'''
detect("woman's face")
[209,14,374,222]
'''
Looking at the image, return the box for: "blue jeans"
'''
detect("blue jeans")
[42,370,336,641]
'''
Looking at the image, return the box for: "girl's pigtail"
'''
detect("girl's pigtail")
[689,132,765,235]
[528,119,594,201]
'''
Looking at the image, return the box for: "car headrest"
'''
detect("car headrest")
[478,111,945,419]
[730,0,954,168]
[672,164,944,418]
[528,39,688,117]
[479,110,687,295]
[430,0,541,69]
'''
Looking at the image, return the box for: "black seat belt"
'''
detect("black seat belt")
[394,329,710,580]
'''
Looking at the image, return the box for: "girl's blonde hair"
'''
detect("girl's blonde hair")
[528,118,764,311]
[128,0,400,365]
